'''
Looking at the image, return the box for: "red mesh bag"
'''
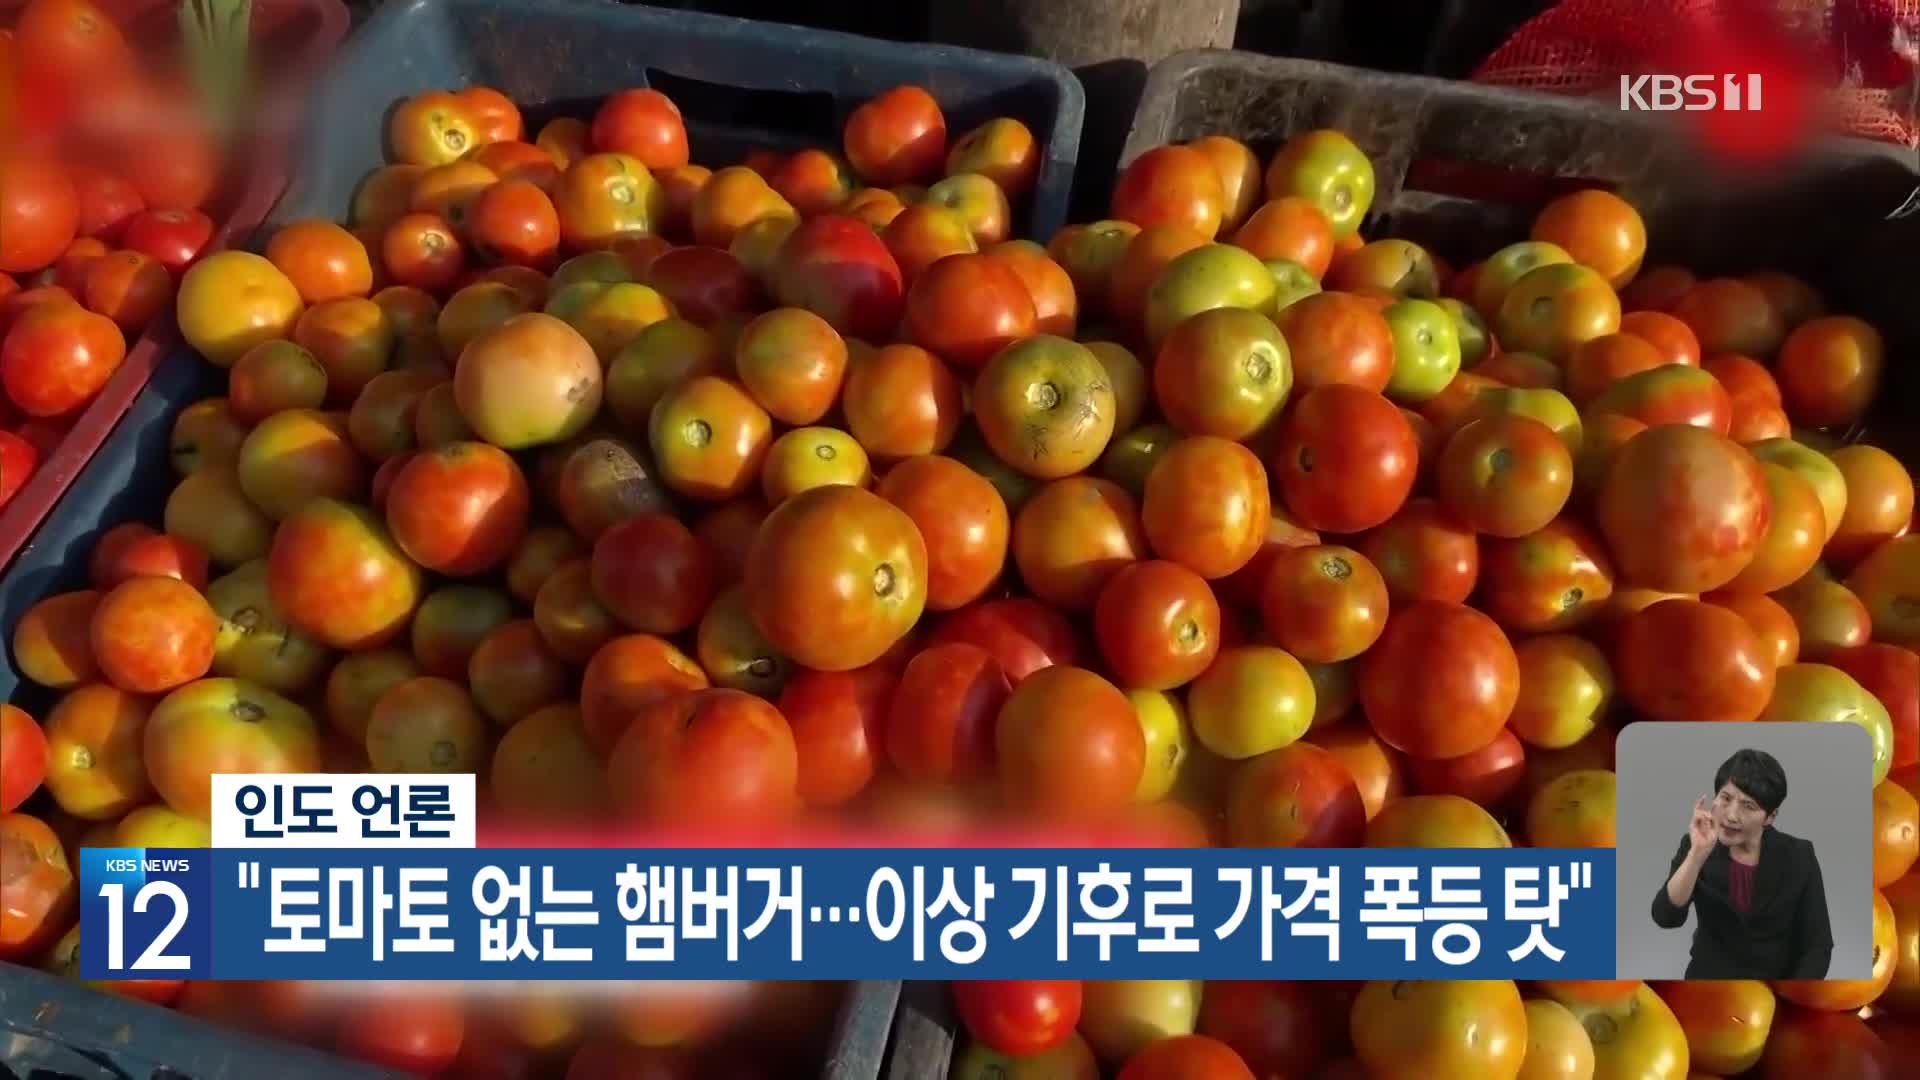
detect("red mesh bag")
[1472,0,1920,148]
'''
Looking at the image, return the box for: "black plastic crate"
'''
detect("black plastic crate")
[0,0,1086,1071]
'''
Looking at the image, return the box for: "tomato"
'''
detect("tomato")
[1349,979,1525,1079]
[1495,261,1621,361]
[93,531,209,590]
[365,676,488,776]
[463,179,560,271]
[1225,739,1366,846]
[1227,197,1333,281]
[0,302,123,416]
[1563,332,1667,405]
[953,1033,1098,1080]
[758,426,869,506]
[1598,424,1770,593]
[1364,792,1512,847]
[1760,1009,1894,1080]
[1758,662,1894,785]
[1546,982,1687,1080]
[931,596,1081,685]
[1673,277,1786,359]
[1749,436,1847,544]
[1273,384,1418,534]
[884,203,976,282]
[1511,998,1596,1080]
[337,994,464,1074]
[1188,644,1317,760]
[579,513,712,640]
[953,980,1083,1057]
[555,152,667,250]
[997,666,1144,819]
[983,240,1075,342]
[203,559,329,696]
[1587,364,1732,434]
[588,87,688,170]
[1521,766,1615,846]
[86,574,214,695]
[1193,980,1327,1078]
[1265,129,1374,239]
[0,154,77,274]
[1326,239,1440,301]
[1615,597,1774,722]
[1406,728,1525,811]
[1361,600,1518,759]
[768,663,889,807]
[1650,979,1774,1076]
[1303,723,1403,818]
[1138,435,1269,580]
[1478,516,1616,633]
[268,498,424,650]
[1432,414,1572,538]
[0,705,47,814]
[1272,291,1393,392]
[40,683,149,820]
[70,164,145,242]
[975,339,1116,483]
[1822,643,1919,770]
[122,207,213,275]
[732,306,848,426]
[1094,560,1222,690]
[233,408,366,522]
[1006,476,1144,611]
[1779,573,1875,654]
[0,811,74,960]
[381,211,465,291]
[1619,308,1703,366]
[827,348,960,467]
[745,484,927,672]
[1112,144,1227,239]
[1531,188,1647,287]
[842,85,945,186]
[1358,497,1479,604]
[1256,544,1385,664]
[1776,888,1897,1010]
[695,583,792,699]
[265,218,373,305]
[79,248,168,333]
[1151,306,1290,440]
[576,633,708,754]
[407,584,509,680]
[609,688,799,826]
[1473,240,1573,318]
[1875,778,1920,886]
[451,311,600,449]
[895,252,1035,374]
[1080,980,1202,1064]
[144,677,321,818]
[873,455,1009,612]
[1502,637,1613,758]
[1117,1035,1256,1080]
[761,218,898,344]
[926,172,1011,249]
[1828,443,1915,565]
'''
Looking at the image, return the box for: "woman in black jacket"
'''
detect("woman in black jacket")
[1650,747,1832,979]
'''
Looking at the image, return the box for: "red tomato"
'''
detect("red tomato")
[1094,559,1223,690]
[1225,740,1367,847]
[1476,516,1616,633]
[0,153,78,274]
[0,430,39,507]
[1012,475,1148,610]
[268,498,425,650]
[1141,435,1271,580]
[591,88,689,170]
[902,252,1037,371]
[997,666,1144,820]
[953,980,1084,1057]
[0,811,75,960]
[89,575,216,694]
[69,165,143,241]
[1406,726,1527,807]
[1111,145,1228,239]
[875,454,1010,612]
[384,441,531,577]
[746,485,929,672]
[1358,497,1479,604]
[1116,1034,1257,1080]
[1360,600,1519,759]
[931,596,1081,684]
[1824,644,1920,770]
[590,512,715,636]
[1596,424,1770,593]
[779,664,897,807]
[1616,598,1775,722]
[1195,981,1328,1079]
[577,633,709,753]
[608,688,800,827]
[121,207,214,276]
[92,531,209,590]
[886,641,1010,784]
[336,994,465,1075]
[768,215,906,344]
[0,302,126,417]
[1272,384,1417,534]
[843,85,947,187]
[1436,414,1574,538]
[0,705,47,813]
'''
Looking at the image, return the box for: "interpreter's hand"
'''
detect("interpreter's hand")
[1689,794,1717,855]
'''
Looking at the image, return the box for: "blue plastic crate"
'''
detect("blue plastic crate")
[0,0,1076,1071]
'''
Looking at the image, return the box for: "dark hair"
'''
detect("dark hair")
[1714,748,1787,815]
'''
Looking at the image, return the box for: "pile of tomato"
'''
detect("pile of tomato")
[4,48,1920,1080]
[0,0,232,507]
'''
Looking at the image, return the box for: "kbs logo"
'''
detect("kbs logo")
[1618,73,1764,112]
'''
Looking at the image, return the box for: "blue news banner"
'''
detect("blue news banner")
[80,847,1616,981]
